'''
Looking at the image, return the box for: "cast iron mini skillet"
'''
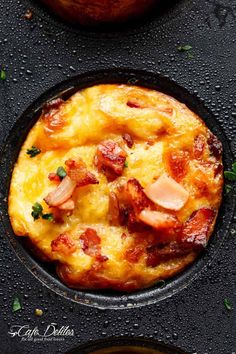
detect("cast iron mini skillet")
[0,69,234,310]
[66,337,188,353]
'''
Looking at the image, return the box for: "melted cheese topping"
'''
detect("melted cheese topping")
[8,84,223,291]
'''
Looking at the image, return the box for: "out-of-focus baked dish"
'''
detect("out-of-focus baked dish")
[8,84,223,292]
[39,0,156,25]
[89,346,165,353]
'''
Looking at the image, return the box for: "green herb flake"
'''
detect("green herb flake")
[124,161,128,168]
[31,202,43,221]
[177,45,192,52]
[26,146,41,158]
[12,296,22,312]
[0,70,6,81]
[56,166,67,179]
[225,184,233,194]
[187,52,194,59]
[232,162,236,173]
[224,171,236,181]
[224,298,232,311]
[42,213,54,222]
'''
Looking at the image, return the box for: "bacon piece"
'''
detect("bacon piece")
[166,150,189,181]
[207,133,222,159]
[80,228,108,262]
[96,255,109,262]
[94,140,127,181]
[108,192,120,226]
[194,135,205,159]
[42,98,65,132]
[139,209,182,244]
[121,179,150,229]
[65,158,98,187]
[160,107,173,115]
[80,228,101,257]
[48,172,61,183]
[125,246,144,263]
[139,210,179,230]
[58,198,75,211]
[214,163,223,177]
[127,100,141,108]
[51,232,76,256]
[44,176,76,207]
[122,133,134,148]
[125,178,151,215]
[50,207,64,223]
[146,242,190,267]
[194,179,209,198]
[144,173,189,211]
[43,98,64,112]
[111,178,152,230]
[181,208,216,248]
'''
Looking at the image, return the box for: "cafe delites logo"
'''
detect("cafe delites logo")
[8,323,74,342]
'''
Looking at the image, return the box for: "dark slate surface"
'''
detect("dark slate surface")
[0,0,235,353]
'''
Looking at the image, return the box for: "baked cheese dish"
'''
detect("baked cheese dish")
[8,84,223,291]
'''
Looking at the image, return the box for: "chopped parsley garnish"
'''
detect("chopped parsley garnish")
[177,45,192,52]
[42,213,54,221]
[177,45,193,59]
[12,296,22,312]
[56,166,67,179]
[224,163,236,181]
[31,203,53,222]
[225,184,233,194]
[27,146,41,158]
[224,298,232,311]
[31,202,43,220]
[124,161,128,168]
[0,69,6,81]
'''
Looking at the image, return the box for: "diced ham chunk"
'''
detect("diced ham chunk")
[44,176,76,207]
[51,232,76,256]
[94,140,127,181]
[144,173,189,211]
[139,209,179,230]
[181,207,216,248]
[65,158,98,187]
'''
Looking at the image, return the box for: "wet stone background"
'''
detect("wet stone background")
[0,0,235,353]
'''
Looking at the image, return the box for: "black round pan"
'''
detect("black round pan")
[0,69,234,310]
[0,0,235,353]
